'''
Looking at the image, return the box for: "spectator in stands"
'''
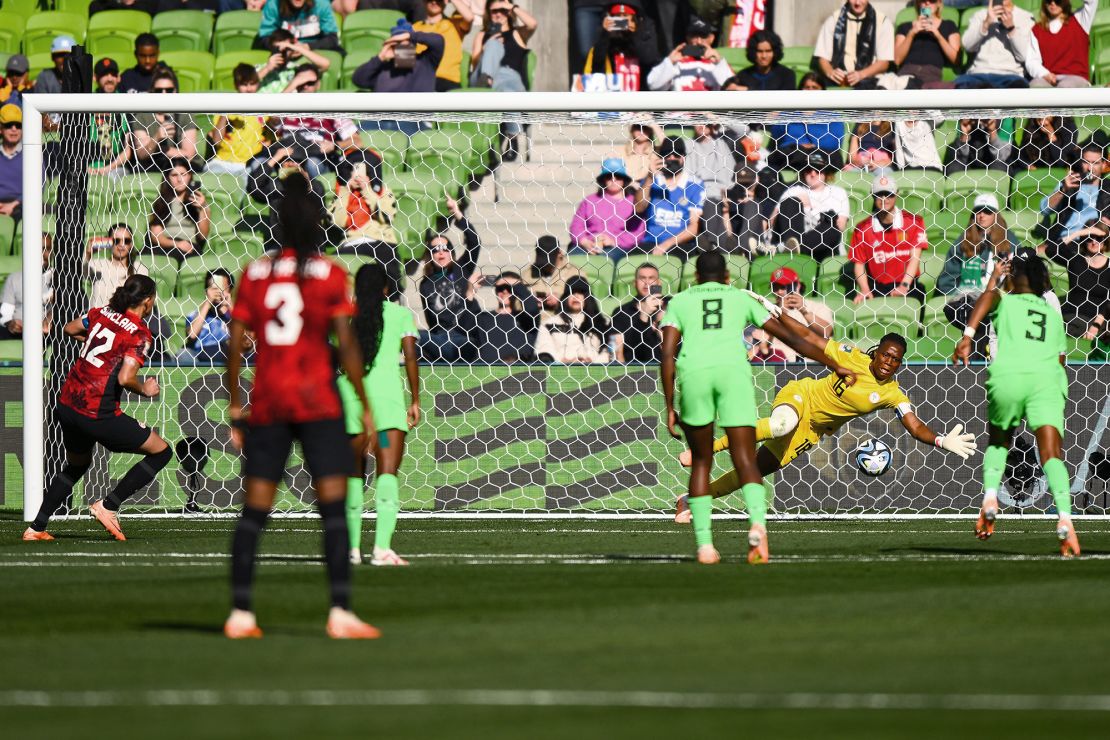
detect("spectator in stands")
[0,55,32,109]
[847,120,896,171]
[0,105,22,223]
[177,269,234,366]
[634,136,704,259]
[0,236,52,341]
[943,118,1013,174]
[419,196,481,362]
[1045,219,1110,338]
[257,29,334,93]
[276,66,359,178]
[470,1,537,161]
[766,267,835,362]
[610,267,663,363]
[621,120,662,183]
[330,151,402,287]
[474,271,541,364]
[256,0,342,51]
[726,29,795,91]
[246,131,329,253]
[746,326,788,363]
[722,166,767,255]
[90,59,132,179]
[32,36,75,96]
[571,0,613,71]
[120,33,161,94]
[686,123,738,253]
[89,0,158,14]
[147,157,211,258]
[206,65,264,182]
[569,158,644,261]
[894,0,962,88]
[1017,115,1079,170]
[956,0,1034,88]
[647,17,733,92]
[523,235,587,316]
[534,276,612,364]
[1028,0,1096,88]
[581,2,661,92]
[772,152,849,261]
[354,20,444,135]
[332,0,425,20]
[130,69,201,172]
[1042,141,1104,237]
[767,73,845,171]
[412,0,475,92]
[85,224,149,309]
[850,174,929,303]
[893,119,944,171]
[814,0,896,90]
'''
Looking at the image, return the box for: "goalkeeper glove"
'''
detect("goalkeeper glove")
[935,423,977,460]
[742,290,783,318]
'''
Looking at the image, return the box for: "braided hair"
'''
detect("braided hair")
[353,262,388,368]
[866,332,907,358]
[108,274,157,314]
[278,170,325,276]
[1009,247,1052,296]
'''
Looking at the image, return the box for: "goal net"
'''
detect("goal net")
[17,90,1110,519]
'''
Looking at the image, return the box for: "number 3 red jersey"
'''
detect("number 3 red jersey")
[60,307,153,419]
[232,249,355,426]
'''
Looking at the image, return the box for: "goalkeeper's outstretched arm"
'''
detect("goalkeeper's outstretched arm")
[900,412,977,460]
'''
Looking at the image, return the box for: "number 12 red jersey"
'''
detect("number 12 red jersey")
[60,307,153,419]
[232,249,355,426]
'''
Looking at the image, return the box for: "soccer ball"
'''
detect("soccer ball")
[853,439,893,477]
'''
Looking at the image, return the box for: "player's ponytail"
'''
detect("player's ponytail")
[1011,248,1052,296]
[108,274,157,314]
[353,262,387,367]
[278,170,326,276]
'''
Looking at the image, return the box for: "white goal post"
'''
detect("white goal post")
[20,88,1110,521]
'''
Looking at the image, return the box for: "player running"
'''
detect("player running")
[23,275,173,542]
[224,171,380,639]
[339,262,420,567]
[661,251,857,565]
[954,248,1080,557]
[674,333,978,522]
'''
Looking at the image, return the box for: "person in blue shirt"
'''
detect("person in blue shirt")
[633,136,706,259]
[766,72,846,171]
[256,0,341,52]
[1042,142,1104,239]
[177,269,235,365]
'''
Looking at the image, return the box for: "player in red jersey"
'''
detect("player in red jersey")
[23,275,173,542]
[224,171,378,640]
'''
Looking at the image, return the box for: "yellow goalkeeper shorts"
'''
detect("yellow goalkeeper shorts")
[761,380,822,467]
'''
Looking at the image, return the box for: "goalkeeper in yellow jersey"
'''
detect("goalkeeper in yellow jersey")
[674,331,979,523]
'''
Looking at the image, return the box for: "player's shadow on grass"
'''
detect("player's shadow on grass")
[880,545,991,556]
[257,554,322,562]
[143,621,224,635]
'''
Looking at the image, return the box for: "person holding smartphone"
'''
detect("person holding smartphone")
[1042,142,1105,239]
[955,0,1036,89]
[581,2,661,92]
[147,157,210,259]
[646,17,733,92]
[766,267,834,362]
[177,269,236,366]
[611,281,664,363]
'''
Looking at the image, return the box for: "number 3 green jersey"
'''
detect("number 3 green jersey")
[661,283,770,371]
[988,293,1066,376]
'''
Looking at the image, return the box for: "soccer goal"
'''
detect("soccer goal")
[18,89,1110,521]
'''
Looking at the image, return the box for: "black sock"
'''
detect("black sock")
[104,447,173,512]
[33,462,91,531]
[231,505,269,612]
[318,499,351,610]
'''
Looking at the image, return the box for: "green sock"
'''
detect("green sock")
[689,495,713,548]
[742,483,767,527]
[1042,457,1072,517]
[345,477,364,551]
[983,445,1008,499]
[374,473,400,551]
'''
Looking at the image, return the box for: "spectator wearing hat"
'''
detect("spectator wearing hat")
[581,2,661,92]
[523,235,587,317]
[206,65,264,183]
[647,17,733,92]
[412,0,475,92]
[634,136,705,258]
[814,0,896,90]
[686,123,737,252]
[0,55,32,108]
[533,276,612,364]
[725,29,796,91]
[354,20,444,136]
[771,152,849,261]
[90,59,133,178]
[256,0,341,52]
[569,158,644,261]
[850,174,929,303]
[32,36,76,96]
[766,266,835,362]
[0,105,22,222]
[610,262,663,363]
[120,33,162,94]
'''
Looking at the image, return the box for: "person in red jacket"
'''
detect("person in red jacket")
[850,175,929,303]
[1028,0,1097,88]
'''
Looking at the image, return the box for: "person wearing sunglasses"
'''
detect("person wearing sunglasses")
[129,68,201,173]
[1028,0,1097,89]
[418,195,482,362]
[474,271,541,363]
[469,2,537,161]
[0,105,21,223]
[86,224,149,310]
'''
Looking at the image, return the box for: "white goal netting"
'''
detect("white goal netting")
[19,93,1110,517]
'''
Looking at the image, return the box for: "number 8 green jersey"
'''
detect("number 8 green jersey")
[661,283,770,371]
[988,293,1066,376]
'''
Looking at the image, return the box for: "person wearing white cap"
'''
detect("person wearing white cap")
[849,174,929,303]
[31,35,76,96]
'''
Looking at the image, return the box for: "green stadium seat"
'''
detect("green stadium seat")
[54,0,93,14]
[342,48,377,89]
[1047,259,1069,297]
[1,0,39,21]
[916,250,946,298]
[152,10,216,53]
[393,192,437,262]
[408,129,481,171]
[159,51,215,93]
[87,10,151,57]
[0,215,14,256]
[408,159,467,198]
[748,254,819,293]
[213,10,262,56]
[566,254,615,300]
[614,255,684,300]
[1009,168,1067,213]
[460,50,470,88]
[1094,46,1110,85]
[816,255,849,297]
[0,13,27,57]
[837,297,922,343]
[140,254,181,301]
[213,50,269,91]
[721,253,749,292]
[1091,9,1110,67]
[0,340,21,362]
[926,209,963,248]
[23,12,87,56]
[176,252,238,302]
[780,45,812,69]
[0,255,22,286]
[315,49,344,91]
[944,171,1012,214]
[357,128,409,171]
[197,172,246,237]
[342,9,400,48]
[714,46,746,71]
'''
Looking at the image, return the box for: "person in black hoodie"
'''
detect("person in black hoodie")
[474,271,541,364]
[580,2,661,91]
[418,196,481,362]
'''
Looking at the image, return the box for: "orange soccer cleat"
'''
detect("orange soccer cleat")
[89,500,126,541]
[696,544,721,564]
[326,608,382,639]
[674,494,691,525]
[21,527,54,541]
[975,493,999,541]
[1057,518,1081,558]
[224,609,263,639]
[747,523,770,565]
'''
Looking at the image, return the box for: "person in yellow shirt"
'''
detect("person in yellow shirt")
[413,0,475,91]
[205,65,265,181]
[674,332,978,522]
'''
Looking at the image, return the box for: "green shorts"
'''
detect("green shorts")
[676,364,757,428]
[338,374,408,435]
[986,370,1067,434]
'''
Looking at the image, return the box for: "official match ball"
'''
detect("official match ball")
[853,439,893,477]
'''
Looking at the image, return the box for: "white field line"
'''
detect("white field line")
[21,527,1110,535]
[1,688,1109,712]
[35,512,1110,521]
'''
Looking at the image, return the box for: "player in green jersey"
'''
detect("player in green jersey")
[660,251,856,565]
[339,263,421,566]
[955,249,1080,557]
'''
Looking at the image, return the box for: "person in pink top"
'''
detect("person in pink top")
[569,158,645,262]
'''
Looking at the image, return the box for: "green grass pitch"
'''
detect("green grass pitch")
[3,515,1110,739]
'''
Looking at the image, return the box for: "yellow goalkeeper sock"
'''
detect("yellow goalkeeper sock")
[709,469,741,498]
[712,434,730,453]
[755,417,773,442]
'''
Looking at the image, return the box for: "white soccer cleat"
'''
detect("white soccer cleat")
[370,546,409,566]
[224,609,263,639]
[326,607,381,639]
[349,548,362,565]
